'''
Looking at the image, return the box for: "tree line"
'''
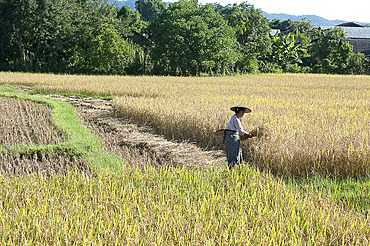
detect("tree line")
[0,0,369,76]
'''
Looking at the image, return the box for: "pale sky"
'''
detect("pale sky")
[188,0,370,23]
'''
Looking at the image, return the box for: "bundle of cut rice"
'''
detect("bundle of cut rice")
[249,126,269,138]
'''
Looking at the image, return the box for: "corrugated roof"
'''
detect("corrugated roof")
[341,27,370,39]
[342,39,370,58]
[320,26,370,39]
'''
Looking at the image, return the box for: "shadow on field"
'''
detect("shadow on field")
[0,152,91,176]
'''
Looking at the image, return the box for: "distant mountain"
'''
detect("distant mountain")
[262,12,370,27]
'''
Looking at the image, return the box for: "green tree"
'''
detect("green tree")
[265,33,302,67]
[117,5,147,35]
[35,0,86,73]
[269,18,312,36]
[346,52,370,75]
[269,19,294,35]
[215,2,270,73]
[0,0,15,70]
[135,0,166,23]
[149,0,239,75]
[309,28,364,74]
[0,0,98,72]
[0,0,45,71]
[70,2,147,74]
[295,18,313,35]
[72,22,125,74]
[0,0,146,74]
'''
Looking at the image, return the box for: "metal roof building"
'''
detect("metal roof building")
[320,23,370,58]
[320,22,370,39]
[339,27,370,39]
[342,39,370,58]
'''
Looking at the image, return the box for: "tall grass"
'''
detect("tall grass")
[286,175,370,216]
[0,165,369,245]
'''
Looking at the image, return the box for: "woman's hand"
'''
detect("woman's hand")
[240,133,252,140]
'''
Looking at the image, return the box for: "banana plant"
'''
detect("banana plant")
[266,32,303,66]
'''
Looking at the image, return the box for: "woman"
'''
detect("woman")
[224,105,252,169]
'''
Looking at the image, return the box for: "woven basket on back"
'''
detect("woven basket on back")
[214,129,225,146]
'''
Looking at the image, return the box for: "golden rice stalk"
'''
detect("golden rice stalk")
[0,97,64,147]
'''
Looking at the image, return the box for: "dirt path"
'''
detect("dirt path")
[33,92,227,169]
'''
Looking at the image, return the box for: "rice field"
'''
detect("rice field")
[0,97,64,147]
[2,72,369,177]
[1,72,370,244]
[1,165,370,245]
[113,75,370,177]
[0,152,90,176]
[0,87,121,174]
[0,95,90,176]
